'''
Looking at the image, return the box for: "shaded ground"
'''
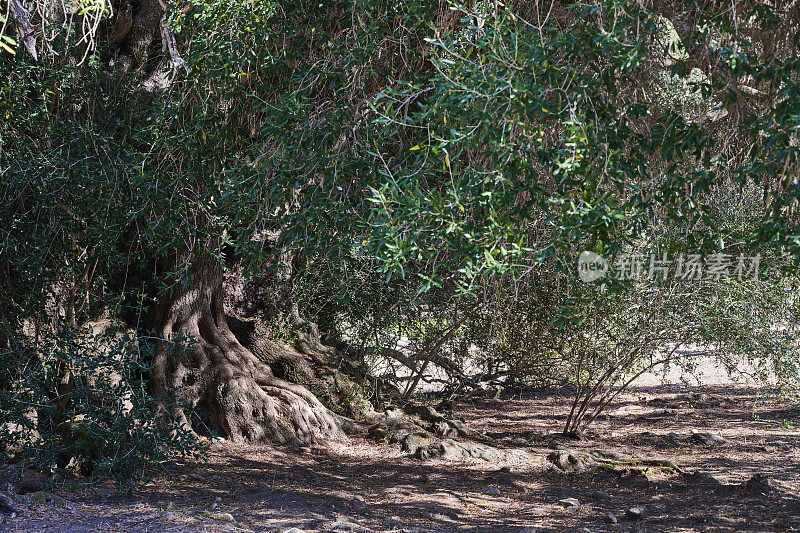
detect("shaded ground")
[1,384,799,532]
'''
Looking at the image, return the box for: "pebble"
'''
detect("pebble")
[690,430,728,446]
[558,497,580,509]
[205,512,235,522]
[483,485,501,496]
[382,517,403,529]
[351,495,368,510]
[626,506,645,520]
[0,492,16,516]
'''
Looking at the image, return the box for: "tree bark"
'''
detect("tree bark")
[150,254,344,445]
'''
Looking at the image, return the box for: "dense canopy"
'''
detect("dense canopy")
[0,0,798,493]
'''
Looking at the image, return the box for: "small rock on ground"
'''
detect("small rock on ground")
[482,485,501,495]
[690,431,728,446]
[0,492,17,516]
[351,495,368,511]
[626,506,645,520]
[382,517,403,529]
[743,472,779,496]
[422,506,459,521]
[204,511,236,522]
[0,466,48,495]
[558,497,580,508]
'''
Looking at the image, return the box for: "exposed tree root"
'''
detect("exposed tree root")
[151,257,345,446]
[366,403,529,463]
[227,315,373,422]
[547,448,683,474]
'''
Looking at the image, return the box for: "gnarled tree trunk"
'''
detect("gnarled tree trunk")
[150,254,344,445]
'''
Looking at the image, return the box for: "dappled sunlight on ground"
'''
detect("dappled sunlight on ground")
[2,384,799,532]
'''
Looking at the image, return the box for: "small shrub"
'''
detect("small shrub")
[0,321,203,491]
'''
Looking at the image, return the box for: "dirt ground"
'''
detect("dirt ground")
[1,384,799,533]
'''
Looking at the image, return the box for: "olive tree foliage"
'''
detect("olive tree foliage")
[365,0,800,282]
[0,11,201,481]
[0,0,799,468]
[358,0,800,423]
[0,0,468,466]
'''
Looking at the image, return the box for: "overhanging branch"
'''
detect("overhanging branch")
[159,17,190,75]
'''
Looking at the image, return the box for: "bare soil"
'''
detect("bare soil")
[2,384,799,532]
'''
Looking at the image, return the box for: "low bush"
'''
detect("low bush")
[0,321,202,490]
